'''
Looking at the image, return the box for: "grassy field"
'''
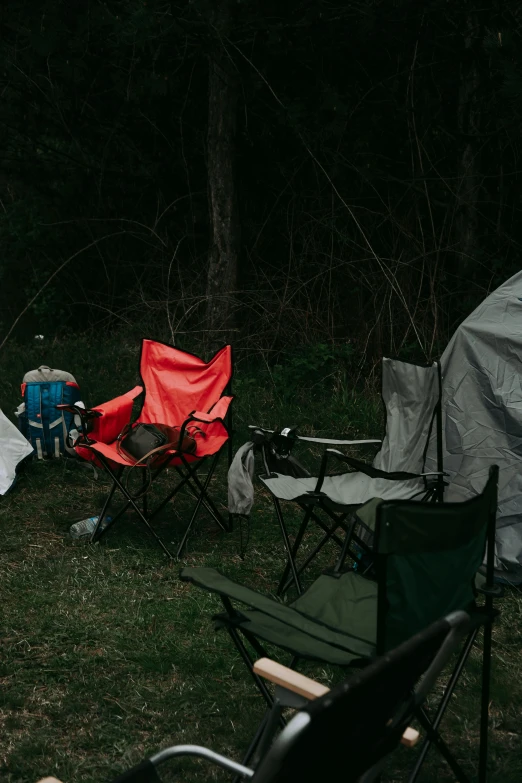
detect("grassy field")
[1,335,521,782]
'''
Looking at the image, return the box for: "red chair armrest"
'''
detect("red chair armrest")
[189,411,215,424]
[89,385,143,444]
[189,395,233,423]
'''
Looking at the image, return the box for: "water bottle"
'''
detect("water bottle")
[69,515,112,540]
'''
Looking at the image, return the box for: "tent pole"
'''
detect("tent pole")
[436,360,444,501]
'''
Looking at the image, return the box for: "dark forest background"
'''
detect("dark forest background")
[0,0,521,363]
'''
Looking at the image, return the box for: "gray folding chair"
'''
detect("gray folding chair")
[238,358,444,594]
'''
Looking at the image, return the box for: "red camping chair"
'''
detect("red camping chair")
[64,339,233,559]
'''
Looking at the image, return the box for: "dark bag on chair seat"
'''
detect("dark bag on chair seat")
[117,423,197,466]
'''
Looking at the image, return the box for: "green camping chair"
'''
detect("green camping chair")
[181,465,500,783]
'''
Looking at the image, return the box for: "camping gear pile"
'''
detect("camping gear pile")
[4,272,522,782]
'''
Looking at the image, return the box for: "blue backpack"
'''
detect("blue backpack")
[17,365,82,459]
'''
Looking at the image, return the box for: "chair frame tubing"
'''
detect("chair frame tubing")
[273,479,438,597]
[89,447,230,559]
[275,498,351,596]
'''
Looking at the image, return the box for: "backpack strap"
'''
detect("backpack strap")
[24,383,45,459]
[48,383,67,456]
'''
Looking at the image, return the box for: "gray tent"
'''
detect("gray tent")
[430,271,522,583]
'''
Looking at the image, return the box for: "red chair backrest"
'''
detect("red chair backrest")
[138,340,232,426]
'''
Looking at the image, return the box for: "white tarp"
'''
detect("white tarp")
[0,409,33,495]
[430,271,522,583]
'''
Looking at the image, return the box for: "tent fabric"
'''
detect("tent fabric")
[427,271,522,583]
[0,409,33,495]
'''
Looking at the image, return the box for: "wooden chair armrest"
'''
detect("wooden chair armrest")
[253,657,330,700]
[400,727,420,748]
[253,658,420,748]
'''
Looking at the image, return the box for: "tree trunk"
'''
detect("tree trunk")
[206,35,240,351]
[455,13,481,279]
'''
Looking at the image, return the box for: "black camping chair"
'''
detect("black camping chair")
[236,357,444,595]
[182,465,501,783]
[35,611,471,783]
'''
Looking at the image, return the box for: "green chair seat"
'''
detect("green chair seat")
[291,572,377,647]
[184,567,377,665]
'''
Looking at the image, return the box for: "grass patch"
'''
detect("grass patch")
[1,335,521,782]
